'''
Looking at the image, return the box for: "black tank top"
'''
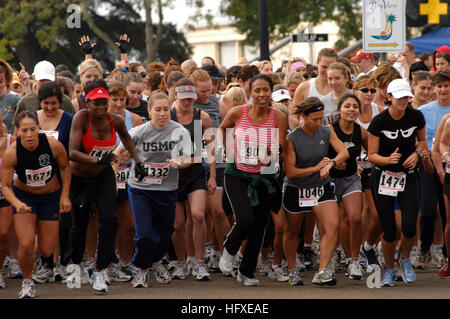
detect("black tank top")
[329,122,362,178]
[16,133,59,187]
[171,107,202,158]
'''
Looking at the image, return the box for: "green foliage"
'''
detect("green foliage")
[0,0,66,60]
[217,0,363,49]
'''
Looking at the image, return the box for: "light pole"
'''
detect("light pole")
[258,0,270,61]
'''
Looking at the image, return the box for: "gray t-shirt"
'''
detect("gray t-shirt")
[0,93,20,134]
[286,125,331,188]
[124,120,191,191]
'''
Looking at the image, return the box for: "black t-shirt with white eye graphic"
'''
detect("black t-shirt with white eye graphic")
[368,107,425,172]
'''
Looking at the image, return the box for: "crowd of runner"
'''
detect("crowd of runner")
[0,34,449,298]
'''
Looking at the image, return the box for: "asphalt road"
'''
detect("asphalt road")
[1,264,449,317]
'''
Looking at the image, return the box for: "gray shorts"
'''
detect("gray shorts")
[333,173,362,201]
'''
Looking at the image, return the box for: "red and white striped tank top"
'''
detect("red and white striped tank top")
[234,104,277,173]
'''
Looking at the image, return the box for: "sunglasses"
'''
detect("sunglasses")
[358,88,377,94]
[140,72,147,78]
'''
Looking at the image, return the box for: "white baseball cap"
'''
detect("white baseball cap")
[33,60,55,81]
[272,88,292,102]
[387,78,414,99]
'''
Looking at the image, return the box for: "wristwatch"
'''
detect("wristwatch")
[330,159,336,167]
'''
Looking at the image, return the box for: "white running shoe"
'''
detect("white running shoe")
[7,259,22,279]
[84,257,96,275]
[153,261,171,284]
[257,260,271,276]
[167,260,178,271]
[208,251,221,273]
[219,247,234,276]
[91,270,108,293]
[348,260,363,280]
[193,261,211,281]
[237,271,260,286]
[268,265,289,282]
[0,274,5,288]
[132,268,149,288]
[32,264,55,284]
[19,279,35,298]
[172,261,188,280]
[108,264,132,282]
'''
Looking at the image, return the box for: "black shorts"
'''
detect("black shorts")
[444,173,450,199]
[282,180,336,214]
[177,164,207,202]
[12,185,61,221]
[117,186,129,203]
[360,167,373,190]
[0,199,10,208]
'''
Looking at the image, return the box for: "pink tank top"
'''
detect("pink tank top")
[234,104,277,173]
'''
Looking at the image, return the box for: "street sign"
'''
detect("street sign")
[292,33,328,43]
[363,0,405,53]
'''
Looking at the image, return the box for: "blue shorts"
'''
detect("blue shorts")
[12,185,61,221]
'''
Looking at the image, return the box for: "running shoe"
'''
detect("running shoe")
[153,261,171,284]
[167,260,178,271]
[268,265,289,282]
[327,252,338,275]
[231,253,242,278]
[193,261,211,281]
[108,263,132,282]
[414,250,431,270]
[431,246,444,268]
[344,259,351,277]
[393,267,403,281]
[400,258,416,284]
[171,261,188,280]
[208,251,221,273]
[360,246,380,271]
[32,264,55,284]
[186,257,195,276]
[2,255,10,271]
[303,247,316,270]
[312,269,336,286]
[237,271,260,286]
[381,269,395,287]
[296,254,306,272]
[54,263,66,282]
[122,262,140,278]
[91,270,108,293]
[84,257,96,276]
[7,259,22,279]
[18,279,35,298]
[288,269,304,286]
[257,260,271,276]
[132,268,149,288]
[337,248,346,272]
[0,274,5,288]
[348,260,363,280]
[219,247,234,276]
[438,258,450,278]
[204,242,213,264]
[377,242,386,268]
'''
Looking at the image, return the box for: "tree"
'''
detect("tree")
[190,0,363,50]
[0,0,191,73]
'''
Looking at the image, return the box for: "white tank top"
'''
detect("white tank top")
[307,78,328,100]
[355,102,380,130]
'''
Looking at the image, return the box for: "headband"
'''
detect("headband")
[303,104,324,115]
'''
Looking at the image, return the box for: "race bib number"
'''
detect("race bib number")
[299,186,324,207]
[144,162,170,184]
[40,130,59,140]
[378,170,406,197]
[357,150,372,169]
[239,141,267,166]
[25,166,52,187]
[89,146,114,158]
[116,165,131,189]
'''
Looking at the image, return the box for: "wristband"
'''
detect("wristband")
[442,152,450,162]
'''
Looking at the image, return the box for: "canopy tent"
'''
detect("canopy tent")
[408,27,450,54]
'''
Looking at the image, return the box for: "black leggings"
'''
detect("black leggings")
[371,168,420,243]
[223,174,274,278]
[68,166,117,271]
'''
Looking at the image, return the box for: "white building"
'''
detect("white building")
[185,21,341,70]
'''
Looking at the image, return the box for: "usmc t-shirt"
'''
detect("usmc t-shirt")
[368,107,425,172]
